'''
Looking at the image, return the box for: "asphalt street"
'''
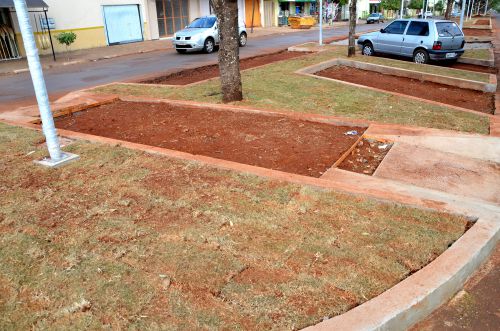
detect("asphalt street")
[0,22,385,105]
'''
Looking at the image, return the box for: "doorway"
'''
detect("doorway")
[103,5,143,45]
[245,0,261,28]
[155,0,189,37]
[0,8,20,60]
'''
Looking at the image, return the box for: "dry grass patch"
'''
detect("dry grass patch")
[463,49,492,60]
[0,123,469,330]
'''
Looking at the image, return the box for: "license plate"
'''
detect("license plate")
[446,52,457,58]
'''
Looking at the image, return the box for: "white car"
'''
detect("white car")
[172,15,247,54]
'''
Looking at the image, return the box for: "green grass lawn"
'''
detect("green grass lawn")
[0,123,469,330]
[354,56,491,83]
[463,49,492,61]
[92,47,489,134]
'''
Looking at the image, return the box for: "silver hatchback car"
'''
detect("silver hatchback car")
[173,15,247,54]
[357,19,465,64]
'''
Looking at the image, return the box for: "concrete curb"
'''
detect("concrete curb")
[297,57,496,92]
[304,217,499,331]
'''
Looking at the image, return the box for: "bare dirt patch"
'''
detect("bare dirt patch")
[139,51,306,85]
[474,19,490,25]
[338,139,392,175]
[448,62,497,74]
[463,28,492,37]
[54,100,365,177]
[315,65,495,114]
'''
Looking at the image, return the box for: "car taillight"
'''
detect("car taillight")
[432,41,442,50]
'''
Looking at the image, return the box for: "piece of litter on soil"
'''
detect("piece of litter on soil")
[362,232,370,236]
[344,130,358,136]
[58,298,91,315]
[159,274,168,279]
[162,278,171,289]
[378,144,389,150]
[26,151,35,156]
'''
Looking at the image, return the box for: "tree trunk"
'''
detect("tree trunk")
[444,0,454,19]
[211,0,243,103]
[348,0,357,57]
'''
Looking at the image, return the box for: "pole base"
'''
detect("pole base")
[34,152,80,168]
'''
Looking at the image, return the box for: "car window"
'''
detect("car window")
[188,17,216,28]
[406,21,429,36]
[384,20,409,34]
[436,22,463,37]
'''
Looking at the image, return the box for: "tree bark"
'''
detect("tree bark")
[212,0,243,103]
[444,0,454,19]
[348,0,357,57]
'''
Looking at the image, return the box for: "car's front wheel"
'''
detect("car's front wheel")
[362,42,375,56]
[413,49,429,64]
[203,38,215,54]
[239,32,247,47]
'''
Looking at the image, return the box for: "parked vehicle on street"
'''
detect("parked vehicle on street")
[357,19,465,64]
[366,13,385,24]
[417,11,434,18]
[172,15,247,54]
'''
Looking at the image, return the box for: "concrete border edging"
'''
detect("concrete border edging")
[297,57,496,92]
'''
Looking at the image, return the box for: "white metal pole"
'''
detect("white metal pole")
[459,0,467,28]
[424,0,430,17]
[319,0,323,45]
[13,0,77,166]
[484,0,489,15]
[400,0,404,18]
[468,0,475,19]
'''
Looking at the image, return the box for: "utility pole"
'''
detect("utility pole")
[319,0,323,45]
[484,0,489,15]
[459,0,467,28]
[400,0,405,18]
[13,0,78,167]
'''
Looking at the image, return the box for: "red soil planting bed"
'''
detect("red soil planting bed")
[338,139,392,175]
[315,66,495,114]
[463,28,492,37]
[474,19,490,25]
[140,51,306,85]
[448,62,497,74]
[55,100,366,177]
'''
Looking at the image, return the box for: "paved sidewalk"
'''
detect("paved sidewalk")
[411,243,500,331]
[0,21,351,76]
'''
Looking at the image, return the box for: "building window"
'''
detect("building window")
[156,0,189,36]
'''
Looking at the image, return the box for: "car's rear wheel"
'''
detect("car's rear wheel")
[239,32,247,47]
[413,49,429,64]
[203,38,215,53]
[362,42,374,56]
[176,49,187,54]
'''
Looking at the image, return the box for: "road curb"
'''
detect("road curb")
[304,217,499,331]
